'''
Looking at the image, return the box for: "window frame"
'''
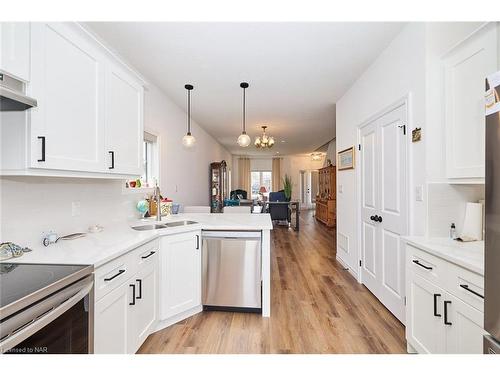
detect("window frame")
[250,170,272,199]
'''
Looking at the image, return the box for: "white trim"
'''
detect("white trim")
[355,94,412,284]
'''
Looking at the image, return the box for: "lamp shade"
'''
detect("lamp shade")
[259,186,267,194]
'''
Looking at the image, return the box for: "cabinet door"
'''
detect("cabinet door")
[29,23,105,172]
[444,23,497,179]
[445,294,486,354]
[104,63,144,175]
[128,261,157,353]
[160,231,202,320]
[0,22,30,81]
[406,272,447,353]
[94,281,133,354]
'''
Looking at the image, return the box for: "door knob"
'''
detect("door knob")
[377,216,383,223]
[370,215,376,221]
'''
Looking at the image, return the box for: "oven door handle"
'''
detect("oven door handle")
[0,277,93,353]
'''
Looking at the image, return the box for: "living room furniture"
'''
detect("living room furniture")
[210,160,228,213]
[263,200,300,231]
[230,189,248,200]
[315,164,336,227]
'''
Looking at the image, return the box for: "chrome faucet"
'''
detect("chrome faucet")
[153,185,162,222]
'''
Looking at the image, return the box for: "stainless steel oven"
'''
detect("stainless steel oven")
[0,263,94,354]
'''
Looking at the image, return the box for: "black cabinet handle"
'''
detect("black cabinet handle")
[433,293,442,317]
[37,136,45,162]
[108,151,115,169]
[459,284,484,299]
[444,301,452,325]
[129,284,136,305]
[196,235,200,250]
[412,259,433,270]
[104,269,125,282]
[141,251,156,259]
[136,279,142,300]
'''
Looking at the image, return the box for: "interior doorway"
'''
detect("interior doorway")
[300,169,318,210]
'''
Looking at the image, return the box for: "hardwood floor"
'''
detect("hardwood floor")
[138,211,406,354]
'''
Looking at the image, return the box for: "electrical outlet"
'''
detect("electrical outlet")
[71,201,81,217]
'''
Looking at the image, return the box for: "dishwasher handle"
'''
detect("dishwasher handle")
[202,231,262,240]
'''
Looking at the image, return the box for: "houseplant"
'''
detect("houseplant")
[282,174,292,201]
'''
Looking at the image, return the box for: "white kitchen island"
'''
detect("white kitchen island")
[4,213,273,353]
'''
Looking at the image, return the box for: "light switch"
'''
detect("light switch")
[415,186,423,202]
[71,201,81,217]
[338,184,343,194]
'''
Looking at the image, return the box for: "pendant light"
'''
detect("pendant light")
[237,82,251,147]
[255,125,275,148]
[182,84,196,148]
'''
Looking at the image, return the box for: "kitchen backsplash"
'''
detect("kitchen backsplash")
[427,182,485,237]
[0,177,142,246]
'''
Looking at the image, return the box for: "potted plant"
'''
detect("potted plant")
[282,174,292,201]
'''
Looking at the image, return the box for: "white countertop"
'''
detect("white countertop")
[402,236,484,275]
[4,213,273,268]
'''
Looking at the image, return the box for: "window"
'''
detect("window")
[251,171,272,199]
[141,132,159,187]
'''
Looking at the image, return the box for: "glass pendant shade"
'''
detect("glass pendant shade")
[183,84,195,148]
[182,133,196,147]
[237,132,251,147]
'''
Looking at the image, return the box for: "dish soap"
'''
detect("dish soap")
[450,223,457,240]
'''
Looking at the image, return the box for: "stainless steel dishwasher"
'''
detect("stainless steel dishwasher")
[202,231,262,312]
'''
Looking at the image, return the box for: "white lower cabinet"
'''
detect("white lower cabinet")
[94,240,159,354]
[406,243,486,354]
[160,230,202,320]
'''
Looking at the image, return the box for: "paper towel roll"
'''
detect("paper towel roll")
[460,202,483,241]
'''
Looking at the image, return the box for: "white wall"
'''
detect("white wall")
[0,83,231,246]
[336,23,427,276]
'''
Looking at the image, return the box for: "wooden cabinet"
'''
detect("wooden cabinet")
[405,242,486,354]
[443,23,497,181]
[210,161,228,213]
[315,164,336,227]
[0,22,30,81]
[160,231,202,320]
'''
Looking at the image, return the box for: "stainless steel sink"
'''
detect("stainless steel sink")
[131,224,168,231]
[131,221,197,231]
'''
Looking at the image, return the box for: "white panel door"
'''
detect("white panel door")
[29,23,105,172]
[0,22,30,81]
[160,231,202,320]
[407,272,447,353]
[444,23,497,179]
[104,63,144,175]
[360,103,407,323]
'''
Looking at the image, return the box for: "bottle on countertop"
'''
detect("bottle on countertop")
[450,223,457,240]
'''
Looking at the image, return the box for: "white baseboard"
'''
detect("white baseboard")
[336,255,359,281]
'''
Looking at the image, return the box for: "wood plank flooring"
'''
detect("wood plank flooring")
[138,211,406,354]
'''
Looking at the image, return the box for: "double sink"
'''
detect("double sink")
[132,220,197,231]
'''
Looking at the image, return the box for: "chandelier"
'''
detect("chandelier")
[254,126,275,149]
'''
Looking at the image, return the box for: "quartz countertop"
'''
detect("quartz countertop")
[4,213,273,268]
[402,236,484,275]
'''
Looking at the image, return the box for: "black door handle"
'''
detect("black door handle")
[377,216,383,222]
[370,215,376,221]
[459,284,484,299]
[129,284,136,305]
[444,300,452,325]
[196,235,200,250]
[104,269,125,281]
[141,251,156,259]
[108,151,115,169]
[412,259,433,270]
[136,279,142,300]
[37,136,46,162]
[433,293,442,317]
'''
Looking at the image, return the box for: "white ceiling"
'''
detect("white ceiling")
[86,22,405,155]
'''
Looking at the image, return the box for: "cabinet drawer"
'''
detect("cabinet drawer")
[407,244,447,285]
[94,253,134,301]
[446,263,484,312]
[129,239,159,268]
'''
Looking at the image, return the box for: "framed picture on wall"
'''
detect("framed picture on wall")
[337,146,355,170]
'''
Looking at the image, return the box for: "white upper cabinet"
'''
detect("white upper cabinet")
[29,23,105,172]
[444,23,497,181]
[104,63,144,175]
[0,22,30,81]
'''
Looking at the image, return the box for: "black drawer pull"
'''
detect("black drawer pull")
[129,284,136,305]
[433,293,442,317]
[444,300,452,325]
[38,136,45,162]
[412,259,433,270]
[136,279,142,299]
[108,151,115,169]
[141,251,156,259]
[459,284,484,299]
[104,269,125,281]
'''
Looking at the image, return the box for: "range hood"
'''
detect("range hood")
[0,73,37,111]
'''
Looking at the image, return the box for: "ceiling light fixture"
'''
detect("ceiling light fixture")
[311,152,323,161]
[255,126,275,149]
[182,84,196,148]
[237,82,251,147]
